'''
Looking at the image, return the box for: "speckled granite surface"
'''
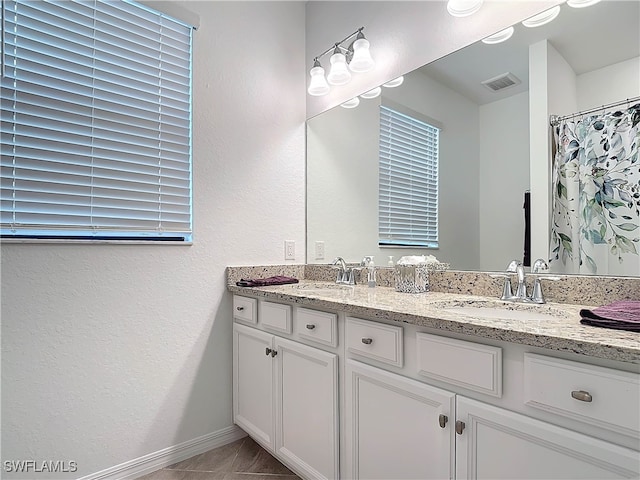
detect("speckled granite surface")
[227,265,640,364]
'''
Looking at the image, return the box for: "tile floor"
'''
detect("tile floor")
[137,436,301,480]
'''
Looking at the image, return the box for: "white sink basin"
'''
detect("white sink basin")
[440,300,570,322]
[287,283,355,295]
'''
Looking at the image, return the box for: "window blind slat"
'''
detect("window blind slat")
[378,105,439,248]
[1,0,193,240]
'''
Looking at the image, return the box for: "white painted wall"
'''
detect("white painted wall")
[0,1,306,477]
[479,91,530,271]
[577,57,640,110]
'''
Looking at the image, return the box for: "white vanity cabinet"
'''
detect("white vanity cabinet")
[232,292,640,480]
[344,316,640,480]
[232,298,339,480]
[455,396,640,479]
[344,359,455,480]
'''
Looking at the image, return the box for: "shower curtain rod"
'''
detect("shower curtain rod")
[549,95,640,126]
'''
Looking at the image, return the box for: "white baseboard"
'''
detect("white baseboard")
[78,425,247,480]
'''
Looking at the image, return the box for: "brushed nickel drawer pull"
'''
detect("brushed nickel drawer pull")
[270,349,278,357]
[361,338,373,345]
[265,347,272,356]
[571,390,592,402]
[455,420,465,435]
[306,324,316,330]
[438,414,448,428]
[236,306,244,311]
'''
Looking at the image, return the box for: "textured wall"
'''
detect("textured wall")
[0,1,306,477]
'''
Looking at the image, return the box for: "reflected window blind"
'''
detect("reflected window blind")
[378,105,439,248]
[0,0,193,241]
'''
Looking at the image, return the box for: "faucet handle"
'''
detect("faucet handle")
[505,260,521,273]
[532,258,549,273]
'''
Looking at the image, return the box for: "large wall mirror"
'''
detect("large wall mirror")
[306,1,639,276]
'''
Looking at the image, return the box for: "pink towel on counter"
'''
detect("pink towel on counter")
[236,276,299,287]
[579,300,640,332]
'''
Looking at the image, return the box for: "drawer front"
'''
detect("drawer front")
[233,295,257,324]
[296,307,338,348]
[416,332,502,397]
[524,353,640,438]
[346,317,403,367]
[259,301,292,334]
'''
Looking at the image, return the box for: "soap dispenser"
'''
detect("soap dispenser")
[367,256,376,288]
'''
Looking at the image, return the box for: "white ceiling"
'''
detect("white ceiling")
[419,0,640,105]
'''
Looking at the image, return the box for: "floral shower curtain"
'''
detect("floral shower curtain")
[549,103,640,275]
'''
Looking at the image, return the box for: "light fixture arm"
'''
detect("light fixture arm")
[313,27,365,63]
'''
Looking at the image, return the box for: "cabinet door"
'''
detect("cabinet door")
[345,359,455,480]
[233,323,274,451]
[456,396,640,479]
[274,336,339,480]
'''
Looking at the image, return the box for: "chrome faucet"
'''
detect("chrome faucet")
[332,256,356,285]
[492,259,559,304]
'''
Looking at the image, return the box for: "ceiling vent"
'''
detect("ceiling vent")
[481,72,521,92]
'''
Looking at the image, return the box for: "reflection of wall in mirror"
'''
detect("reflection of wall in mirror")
[307,70,484,269]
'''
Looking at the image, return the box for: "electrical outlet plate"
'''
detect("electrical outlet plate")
[315,241,325,260]
[284,240,295,260]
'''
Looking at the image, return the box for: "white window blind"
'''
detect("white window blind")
[0,0,193,241]
[378,105,439,248]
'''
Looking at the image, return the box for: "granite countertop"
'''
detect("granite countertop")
[228,281,640,365]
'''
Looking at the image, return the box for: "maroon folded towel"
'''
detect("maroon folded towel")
[580,300,640,332]
[236,276,299,287]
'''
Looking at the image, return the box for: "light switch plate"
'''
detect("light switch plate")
[284,240,295,260]
[315,241,325,260]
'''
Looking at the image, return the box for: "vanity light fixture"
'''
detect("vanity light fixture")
[382,76,404,88]
[348,30,375,73]
[481,26,514,44]
[567,0,601,7]
[522,5,561,28]
[327,46,352,86]
[340,97,360,109]
[446,0,483,17]
[307,59,330,96]
[360,86,382,99]
[307,27,375,96]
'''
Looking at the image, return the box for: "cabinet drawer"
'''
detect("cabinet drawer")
[296,308,338,348]
[416,333,502,397]
[233,295,257,324]
[346,317,403,367]
[259,301,292,334]
[524,353,640,438]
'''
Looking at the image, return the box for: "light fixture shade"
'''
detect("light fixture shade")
[340,97,360,109]
[522,6,561,27]
[567,0,601,7]
[481,26,514,44]
[327,50,352,86]
[447,0,483,17]
[307,63,330,96]
[360,86,381,99]
[349,38,375,73]
[382,76,404,88]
